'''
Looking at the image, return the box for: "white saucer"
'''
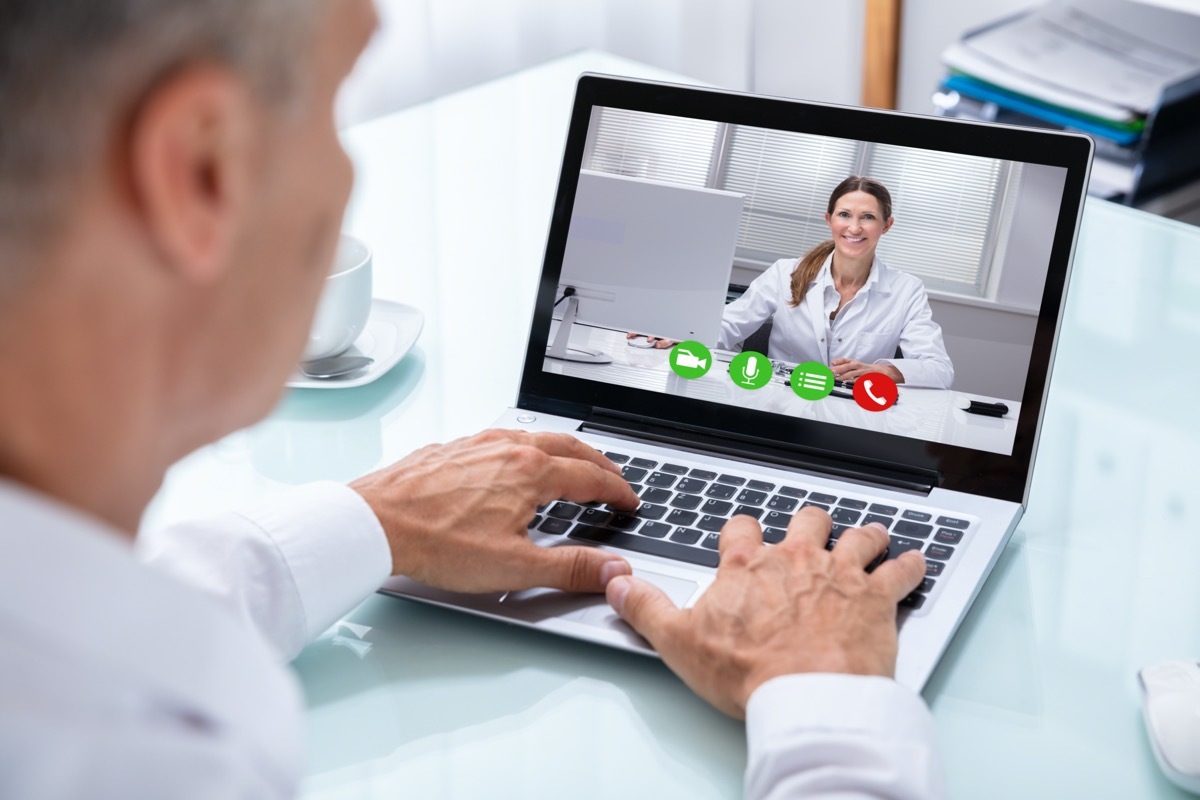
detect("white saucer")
[287,299,424,389]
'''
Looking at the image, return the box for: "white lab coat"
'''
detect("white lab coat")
[719,255,955,389]
[0,478,943,799]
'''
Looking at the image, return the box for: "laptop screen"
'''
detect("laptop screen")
[519,76,1092,503]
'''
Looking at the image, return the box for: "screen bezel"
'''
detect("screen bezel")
[517,74,1093,504]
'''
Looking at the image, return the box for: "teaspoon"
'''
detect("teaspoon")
[299,355,374,379]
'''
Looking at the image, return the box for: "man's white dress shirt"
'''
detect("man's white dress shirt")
[0,477,942,798]
[719,255,955,389]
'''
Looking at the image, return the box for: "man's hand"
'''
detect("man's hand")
[605,507,925,719]
[351,429,640,593]
[831,358,904,384]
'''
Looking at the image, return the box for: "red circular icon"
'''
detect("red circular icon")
[852,372,898,411]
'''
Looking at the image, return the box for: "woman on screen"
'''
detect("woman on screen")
[716,175,953,388]
[629,176,954,389]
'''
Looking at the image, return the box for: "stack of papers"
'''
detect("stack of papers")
[940,0,1200,147]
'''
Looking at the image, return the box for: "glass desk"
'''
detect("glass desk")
[141,51,1200,798]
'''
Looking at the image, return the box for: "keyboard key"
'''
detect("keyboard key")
[705,483,737,500]
[698,515,726,532]
[763,527,787,544]
[631,457,658,469]
[621,466,648,483]
[570,525,718,567]
[538,517,572,535]
[924,559,945,576]
[604,452,630,464]
[899,592,926,610]
[887,535,925,559]
[701,533,721,550]
[548,502,582,520]
[689,468,717,480]
[675,477,708,494]
[735,489,768,506]
[934,528,964,545]
[831,507,861,525]
[837,498,868,510]
[767,495,799,512]
[802,501,830,511]
[762,510,792,528]
[579,508,612,526]
[893,520,932,538]
[527,515,542,529]
[809,492,838,504]
[661,463,689,475]
[635,503,667,520]
[936,515,969,529]
[640,521,671,538]
[778,486,808,498]
[610,514,640,531]
[716,474,746,486]
[828,524,850,540]
[640,487,672,505]
[869,503,898,515]
[747,479,776,492]
[670,493,702,510]
[918,577,936,593]
[733,504,764,519]
[645,472,678,488]
[666,509,699,527]
[670,527,702,545]
[902,509,931,522]
[536,504,547,513]
[701,499,733,516]
[926,543,955,560]
[862,514,893,529]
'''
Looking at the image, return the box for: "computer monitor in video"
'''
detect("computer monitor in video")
[547,170,744,363]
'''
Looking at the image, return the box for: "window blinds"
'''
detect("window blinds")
[583,107,1006,295]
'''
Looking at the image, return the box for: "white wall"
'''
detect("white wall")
[342,0,1200,126]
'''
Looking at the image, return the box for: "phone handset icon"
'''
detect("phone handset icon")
[862,379,887,406]
[851,372,898,411]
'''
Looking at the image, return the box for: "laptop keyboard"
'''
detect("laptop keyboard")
[527,449,975,612]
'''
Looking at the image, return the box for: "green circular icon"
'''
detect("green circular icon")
[668,340,713,379]
[789,361,835,400]
[729,350,772,390]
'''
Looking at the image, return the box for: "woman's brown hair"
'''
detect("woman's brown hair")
[787,176,893,307]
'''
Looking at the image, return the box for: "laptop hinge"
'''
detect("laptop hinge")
[580,410,937,495]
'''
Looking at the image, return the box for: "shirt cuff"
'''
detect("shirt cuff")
[745,673,943,800]
[237,482,392,643]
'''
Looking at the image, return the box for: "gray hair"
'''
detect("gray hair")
[0,0,322,269]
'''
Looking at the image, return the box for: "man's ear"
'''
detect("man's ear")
[126,65,258,285]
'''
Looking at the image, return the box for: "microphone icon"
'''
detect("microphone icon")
[742,354,759,384]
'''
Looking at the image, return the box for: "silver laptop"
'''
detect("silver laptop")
[381,75,1093,691]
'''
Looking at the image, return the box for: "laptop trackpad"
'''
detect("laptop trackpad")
[500,568,699,629]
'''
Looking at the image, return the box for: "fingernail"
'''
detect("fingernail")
[868,522,888,533]
[599,559,631,587]
[607,575,632,613]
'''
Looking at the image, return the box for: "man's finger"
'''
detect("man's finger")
[514,542,632,593]
[871,550,927,602]
[717,514,763,562]
[780,505,833,550]
[606,575,680,649]
[830,523,889,568]
[523,431,624,475]
[539,456,641,511]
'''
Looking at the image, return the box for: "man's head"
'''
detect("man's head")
[0,0,378,530]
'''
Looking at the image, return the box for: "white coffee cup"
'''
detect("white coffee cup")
[304,234,373,361]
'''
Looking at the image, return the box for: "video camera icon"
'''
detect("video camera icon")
[669,341,713,379]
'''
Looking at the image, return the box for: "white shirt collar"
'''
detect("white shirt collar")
[811,252,893,296]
